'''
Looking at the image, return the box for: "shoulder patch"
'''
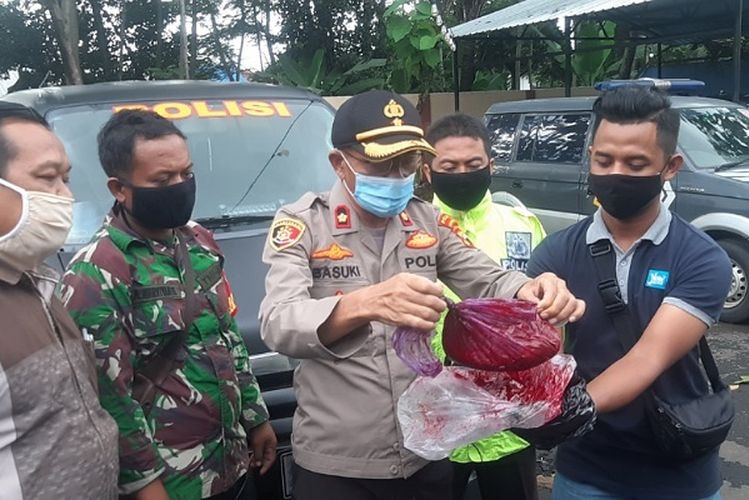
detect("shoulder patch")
[222,272,239,317]
[438,213,474,248]
[269,218,306,251]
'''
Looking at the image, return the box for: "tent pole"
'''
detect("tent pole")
[734,0,744,102]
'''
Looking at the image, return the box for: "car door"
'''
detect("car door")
[489,111,592,234]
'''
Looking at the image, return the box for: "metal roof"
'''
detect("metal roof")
[451,0,651,38]
[450,0,748,43]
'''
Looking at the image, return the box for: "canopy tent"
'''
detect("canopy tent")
[448,0,747,106]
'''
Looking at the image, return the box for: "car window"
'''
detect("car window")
[48,99,336,246]
[485,113,520,162]
[679,107,749,169]
[516,113,591,164]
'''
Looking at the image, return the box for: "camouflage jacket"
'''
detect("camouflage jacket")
[60,209,269,499]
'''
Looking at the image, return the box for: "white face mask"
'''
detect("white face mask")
[0,178,74,275]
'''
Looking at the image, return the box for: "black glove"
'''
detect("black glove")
[512,371,597,450]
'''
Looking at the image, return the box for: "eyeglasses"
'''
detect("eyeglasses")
[343,150,423,178]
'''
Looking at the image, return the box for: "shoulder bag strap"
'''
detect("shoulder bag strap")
[588,240,723,393]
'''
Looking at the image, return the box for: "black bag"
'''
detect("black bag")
[588,240,734,461]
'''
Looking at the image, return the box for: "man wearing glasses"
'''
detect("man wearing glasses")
[259,90,585,500]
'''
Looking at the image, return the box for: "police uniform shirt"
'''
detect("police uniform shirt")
[259,179,530,480]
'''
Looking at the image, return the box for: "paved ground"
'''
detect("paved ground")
[530,322,749,499]
[712,321,749,499]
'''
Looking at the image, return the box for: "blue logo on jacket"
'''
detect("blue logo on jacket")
[645,269,670,290]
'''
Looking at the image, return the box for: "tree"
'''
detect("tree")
[268,48,386,95]
[41,0,83,84]
[272,0,388,68]
[88,0,114,79]
[384,0,447,95]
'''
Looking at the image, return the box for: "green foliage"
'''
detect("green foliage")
[531,21,620,87]
[471,69,510,91]
[263,48,386,96]
[145,65,182,80]
[0,1,63,89]
[273,0,388,65]
[570,21,616,86]
[0,0,242,89]
[383,0,448,95]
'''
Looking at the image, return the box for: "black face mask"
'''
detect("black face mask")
[430,166,492,211]
[588,172,663,220]
[122,176,197,229]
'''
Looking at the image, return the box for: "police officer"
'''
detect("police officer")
[423,113,546,500]
[259,90,585,500]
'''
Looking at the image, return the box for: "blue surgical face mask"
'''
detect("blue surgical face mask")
[340,152,415,219]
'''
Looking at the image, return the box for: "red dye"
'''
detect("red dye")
[442,298,560,371]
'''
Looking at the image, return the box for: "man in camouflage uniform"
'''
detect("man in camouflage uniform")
[61,109,275,500]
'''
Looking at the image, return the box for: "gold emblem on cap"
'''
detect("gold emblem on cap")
[383,99,405,126]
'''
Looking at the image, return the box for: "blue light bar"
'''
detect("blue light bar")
[594,78,706,93]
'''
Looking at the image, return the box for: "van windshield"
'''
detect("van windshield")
[679,106,749,169]
[48,99,336,245]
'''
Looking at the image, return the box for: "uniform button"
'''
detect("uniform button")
[390,465,399,475]
[393,442,400,450]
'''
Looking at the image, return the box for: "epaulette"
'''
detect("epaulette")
[280,191,323,215]
[187,222,222,255]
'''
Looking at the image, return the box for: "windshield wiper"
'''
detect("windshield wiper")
[714,154,749,172]
[197,214,275,229]
[229,101,314,213]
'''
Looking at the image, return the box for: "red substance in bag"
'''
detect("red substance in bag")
[453,358,571,421]
[397,354,577,460]
[442,298,560,371]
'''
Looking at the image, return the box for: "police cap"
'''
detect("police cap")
[331,89,436,162]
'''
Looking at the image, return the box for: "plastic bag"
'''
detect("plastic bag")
[443,298,560,371]
[397,354,576,460]
[512,372,597,450]
[393,327,442,377]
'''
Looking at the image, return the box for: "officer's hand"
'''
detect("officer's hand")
[367,273,446,331]
[516,272,585,326]
[512,371,597,450]
[248,421,278,475]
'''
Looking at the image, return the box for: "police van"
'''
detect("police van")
[485,79,749,323]
[2,80,337,498]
